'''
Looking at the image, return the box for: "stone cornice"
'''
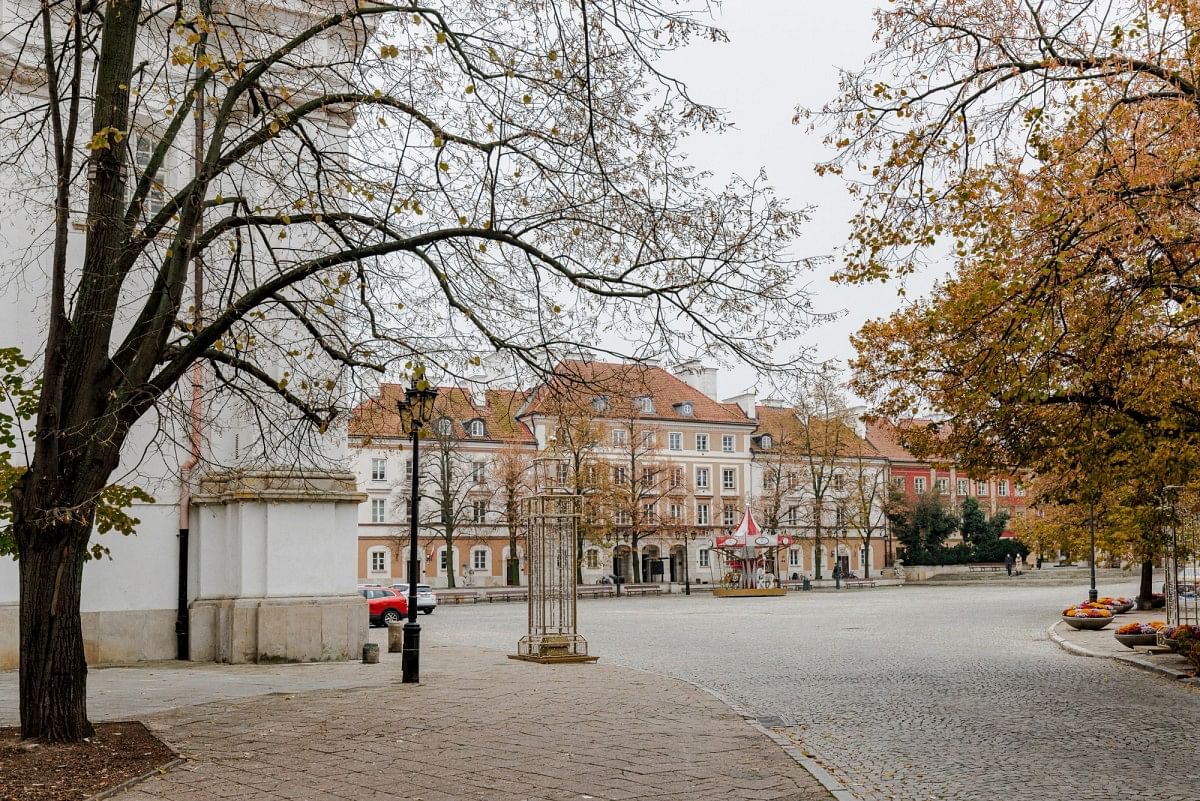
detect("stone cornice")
[193,469,367,505]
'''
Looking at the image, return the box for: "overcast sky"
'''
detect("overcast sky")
[657,1,943,399]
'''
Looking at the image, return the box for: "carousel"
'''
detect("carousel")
[711,508,789,597]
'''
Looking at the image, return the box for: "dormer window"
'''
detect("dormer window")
[467,419,485,437]
[675,401,693,417]
[592,395,610,412]
[636,395,655,414]
[760,434,773,450]
[435,417,453,435]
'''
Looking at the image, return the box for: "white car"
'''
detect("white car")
[392,583,438,614]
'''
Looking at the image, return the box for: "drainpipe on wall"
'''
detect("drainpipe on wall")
[176,88,206,661]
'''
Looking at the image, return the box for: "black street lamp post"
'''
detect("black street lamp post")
[396,375,439,684]
[1088,498,1098,603]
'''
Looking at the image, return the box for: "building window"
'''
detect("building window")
[471,500,488,522]
[722,506,736,526]
[914,477,926,494]
[977,480,989,497]
[369,548,388,573]
[677,401,693,417]
[593,395,610,412]
[670,467,683,489]
[555,462,569,486]
[642,503,656,522]
[696,504,710,525]
[472,549,488,571]
[586,549,600,569]
[785,506,797,526]
[670,503,682,521]
[722,434,735,453]
[436,417,453,435]
[370,457,387,481]
[760,434,773,450]
[370,498,386,523]
[788,548,800,567]
[134,133,167,215]
[440,548,449,571]
[957,478,968,496]
[722,468,736,491]
[763,469,775,490]
[472,461,487,484]
[695,468,710,489]
[935,477,948,494]
[636,395,655,414]
[613,465,627,485]
[468,419,484,437]
[893,476,905,490]
[695,433,709,451]
[640,429,656,448]
[698,548,710,567]
[997,479,1009,497]
[401,496,412,521]
[668,432,682,450]
[1015,482,1026,497]
[616,509,631,526]
[612,428,627,447]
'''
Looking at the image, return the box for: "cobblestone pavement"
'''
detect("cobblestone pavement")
[1,645,831,801]
[429,582,1200,801]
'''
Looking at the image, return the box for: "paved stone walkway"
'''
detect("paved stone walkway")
[1,645,833,801]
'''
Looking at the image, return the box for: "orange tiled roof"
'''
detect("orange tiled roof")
[753,405,880,457]
[864,418,947,464]
[349,384,535,443]
[521,360,753,425]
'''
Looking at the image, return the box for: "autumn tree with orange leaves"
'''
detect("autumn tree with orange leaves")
[818,0,1200,601]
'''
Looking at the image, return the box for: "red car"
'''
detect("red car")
[358,586,408,626]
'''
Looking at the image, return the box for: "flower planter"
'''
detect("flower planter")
[1062,615,1113,631]
[1114,632,1158,648]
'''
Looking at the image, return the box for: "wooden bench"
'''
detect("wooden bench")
[967,563,1005,573]
[844,579,877,589]
[483,588,528,602]
[577,585,616,599]
[621,584,663,596]
[437,589,479,604]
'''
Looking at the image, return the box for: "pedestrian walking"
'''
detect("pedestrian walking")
[1005,553,1014,576]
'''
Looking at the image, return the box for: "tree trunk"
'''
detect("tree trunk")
[443,532,456,588]
[862,536,871,579]
[18,517,94,742]
[631,535,641,582]
[1137,559,1155,609]
[509,527,521,586]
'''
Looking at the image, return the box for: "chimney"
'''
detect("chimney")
[844,405,868,439]
[722,392,757,420]
[672,359,719,400]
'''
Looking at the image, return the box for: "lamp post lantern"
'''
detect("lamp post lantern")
[396,373,438,684]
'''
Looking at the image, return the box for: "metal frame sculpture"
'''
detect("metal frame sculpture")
[511,487,597,663]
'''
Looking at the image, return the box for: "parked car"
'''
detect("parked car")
[391,582,438,614]
[357,586,408,626]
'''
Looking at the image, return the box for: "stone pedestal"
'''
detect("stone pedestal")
[188,469,368,664]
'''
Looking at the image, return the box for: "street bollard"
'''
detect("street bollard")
[362,642,380,664]
[802,576,812,591]
[387,622,404,653]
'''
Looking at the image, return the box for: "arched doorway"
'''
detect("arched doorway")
[612,545,633,580]
[642,544,662,583]
[669,544,686,582]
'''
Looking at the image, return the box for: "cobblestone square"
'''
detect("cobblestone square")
[425,582,1200,801]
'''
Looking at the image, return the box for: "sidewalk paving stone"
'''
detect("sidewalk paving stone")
[2,644,834,801]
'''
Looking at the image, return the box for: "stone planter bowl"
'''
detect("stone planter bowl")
[1114,632,1158,648]
[1062,614,1113,631]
